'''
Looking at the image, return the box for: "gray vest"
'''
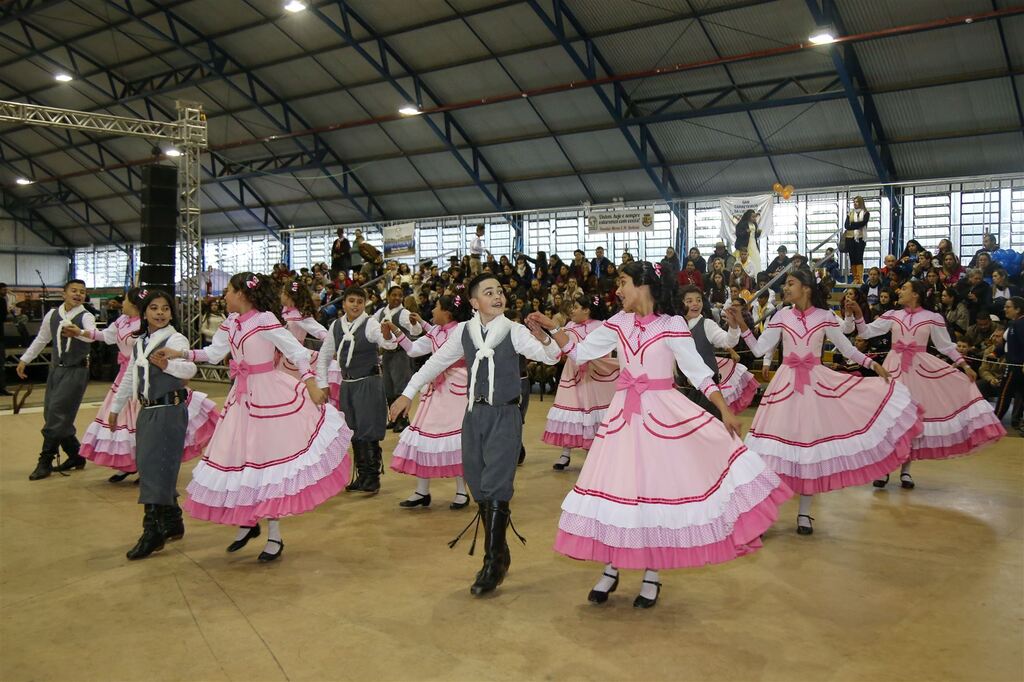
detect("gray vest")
[462,325,521,404]
[333,318,380,379]
[49,307,91,368]
[690,318,721,379]
[132,335,184,399]
[377,306,416,339]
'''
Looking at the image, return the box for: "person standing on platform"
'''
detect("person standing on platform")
[17,279,96,480]
[844,196,870,284]
[389,273,561,597]
[330,228,351,281]
[468,224,489,277]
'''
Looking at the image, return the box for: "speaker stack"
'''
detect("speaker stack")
[139,165,178,295]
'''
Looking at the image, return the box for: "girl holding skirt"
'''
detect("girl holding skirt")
[154,273,353,563]
[725,269,923,535]
[528,262,792,609]
[846,280,1005,488]
[543,295,619,471]
[387,293,472,509]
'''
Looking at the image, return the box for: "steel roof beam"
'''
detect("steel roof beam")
[100,0,386,225]
[990,0,1024,140]
[0,190,75,248]
[309,1,513,213]
[526,0,684,212]
[806,0,896,183]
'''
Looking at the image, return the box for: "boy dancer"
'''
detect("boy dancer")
[319,287,398,493]
[376,285,423,432]
[17,279,96,480]
[390,274,560,596]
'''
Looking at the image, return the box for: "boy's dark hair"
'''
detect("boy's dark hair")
[387,285,403,296]
[64,279,86,290]
[342,286,367,301]
[468,273,500,298]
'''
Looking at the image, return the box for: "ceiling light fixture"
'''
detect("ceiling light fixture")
[808,28,836,45]
[15,177,34,185]
[54,73,73,82]
[284,0,307,12]
[163,147,183,157]
[398,104,422,116]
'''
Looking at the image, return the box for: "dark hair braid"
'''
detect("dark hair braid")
[229,272,284,324]
[621,260,677,315]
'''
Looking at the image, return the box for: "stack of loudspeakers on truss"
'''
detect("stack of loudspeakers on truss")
[139,165,178,295]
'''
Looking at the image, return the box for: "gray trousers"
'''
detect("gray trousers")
[381,350,413,404]
[42,365,90,453]
[461,403,522,502]
[136,403,188,506]
[338,374,387,442]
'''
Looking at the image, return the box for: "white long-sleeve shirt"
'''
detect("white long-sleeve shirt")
[111,331,196,413]
[401,317,559,400]
[687,316,740,349]
[316,315,396,388]
[19,305,96,363]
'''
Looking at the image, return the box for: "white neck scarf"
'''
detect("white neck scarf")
[337,313,368,367]
[466,313,511,411]
[380,305,402,325]
[131,326,176,402]
[55,304,84,358]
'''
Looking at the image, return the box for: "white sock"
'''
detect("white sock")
[234,524,257,542]
[453,477,468,502]
[263,518,282,556]
[555,447,571,466]
[798,495,813,526]
[593,563,618,592]
[406,478,430,502]
[640,569,660,599]
[900,462,912,477]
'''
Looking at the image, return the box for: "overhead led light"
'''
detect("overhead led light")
[54,73,73,82]
[398,104,422,116]
[808,29,836,45]
[15,177,34,185]
[163,147,183,157]
[284,0,306,12]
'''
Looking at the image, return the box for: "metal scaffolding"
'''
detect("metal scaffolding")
[0,98,208,347]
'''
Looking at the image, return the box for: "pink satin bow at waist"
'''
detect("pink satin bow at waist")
[117,353,130,368]
[892,340,925,372]
[229,360,276,395]
[783,353,820,394]
[617,368,674,422]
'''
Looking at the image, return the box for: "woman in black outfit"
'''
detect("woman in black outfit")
[844,196,870,284]
[330,228,351,280]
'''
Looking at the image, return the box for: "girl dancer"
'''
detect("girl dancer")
[543,295,619,471]
[279,280,328,379]
[108,290,199,559]
[845,280,1005,488]
[76,288,218,482]
[387,293,472,509]
[724,269,922,535]
[154,273,353,562]
[528,262,792,609]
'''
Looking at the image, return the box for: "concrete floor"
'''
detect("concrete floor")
[1,381,1022,682]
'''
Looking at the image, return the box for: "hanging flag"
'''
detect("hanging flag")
[586,208,656,234]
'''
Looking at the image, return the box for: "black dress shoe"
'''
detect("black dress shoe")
[796,514,814,535]
[633,580,661,609]
[226,524,260,552]
[588,571,619,604]
[900,473,915,489]
[399,492,431,508]
[872,474,889,488]
[518,446,526,466]
[258,539,284,562]
[449,492,470,510]
[553,456,571,471]
[54,455,86,472]
[108,471,136,483]
[0,389,13,396]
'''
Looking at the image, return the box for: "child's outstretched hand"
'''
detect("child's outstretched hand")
[389,396,412,422]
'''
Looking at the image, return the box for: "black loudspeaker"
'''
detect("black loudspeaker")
[140,165,178,294]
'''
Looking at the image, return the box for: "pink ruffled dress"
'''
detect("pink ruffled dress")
[278,306,327,379]
[182,310,352,526]
[740,306,923,495]
[855,308,1004,460]
[80,316,219,471]
[553,312,792,570]
[542,319,620,450]
[716,357,759,413]
[390,321,468,478]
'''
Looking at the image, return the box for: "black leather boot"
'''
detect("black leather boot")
[29,452,56,480]
[471,501,510,596]
[345,442,367,492]
[161,503,185,541]
[126,505,166,560]
[54,437,86,472]
[360,441,383,494]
